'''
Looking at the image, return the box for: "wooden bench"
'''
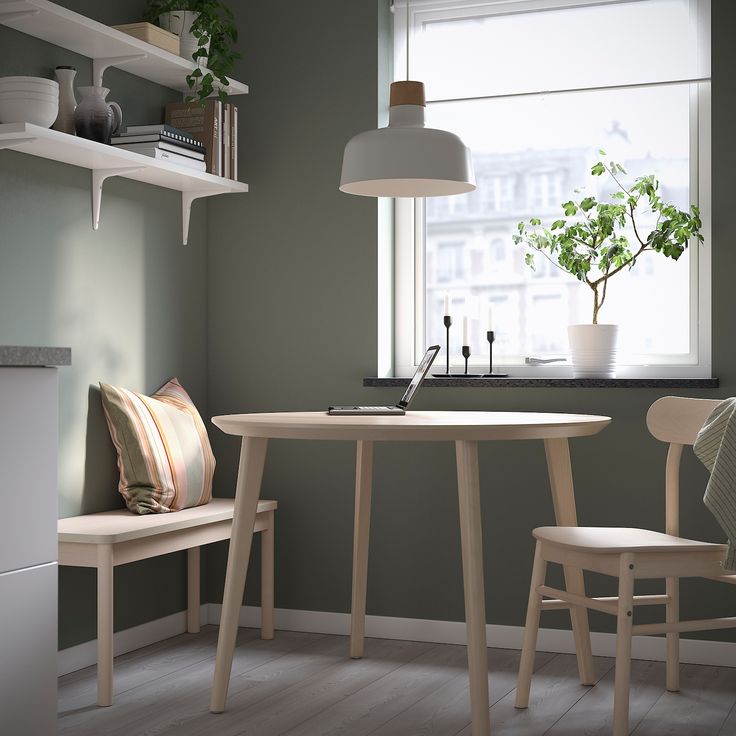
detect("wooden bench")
[58,498,276,706]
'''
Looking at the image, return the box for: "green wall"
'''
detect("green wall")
[0,1,211,648]
[206,0,736,643]
[1,0,733,653]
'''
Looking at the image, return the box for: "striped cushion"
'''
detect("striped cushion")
[99,378,215,514]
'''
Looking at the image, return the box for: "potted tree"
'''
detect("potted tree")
[145,0,239,103]
[513,153,703,378]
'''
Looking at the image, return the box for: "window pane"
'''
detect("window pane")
[423,83,693,362]
[413,0,707,101]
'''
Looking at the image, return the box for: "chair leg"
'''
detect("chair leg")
[187,547,201,634]
[666,576,680,691]
[613,553,635,736]
[261,510,275,640]
[515,540,547,709]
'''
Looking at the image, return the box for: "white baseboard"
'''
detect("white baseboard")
[57,605,209,676]
[58,603,736,677]
[209,604,736,669]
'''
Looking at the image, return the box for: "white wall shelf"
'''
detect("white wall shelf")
[0,123,248,244]
[0,0,249,95]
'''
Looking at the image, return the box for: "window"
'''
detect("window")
[391,0,711,377]
[435,240,465,282]
[481,175,515,212]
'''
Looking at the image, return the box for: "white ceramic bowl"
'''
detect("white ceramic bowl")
[0,83,60,95]
[0,78,58,94]
[0,87,59,96]
[0,90,60,102]
[0,76,58,87]
[0,96,59,127]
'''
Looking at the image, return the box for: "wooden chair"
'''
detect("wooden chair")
[515,396,736,736]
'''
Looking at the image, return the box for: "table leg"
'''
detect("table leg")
[260,509,275,641]
[210,436,269,714]
[350,440,373,659]
[544,437,595,685]
[455,440,491,736]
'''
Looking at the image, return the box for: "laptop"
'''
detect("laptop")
[328,345,440,416]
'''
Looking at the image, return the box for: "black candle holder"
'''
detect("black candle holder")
[461,345,482,377]
[483,330,508,377]
[444,315,452,375]
[432,315,454,377]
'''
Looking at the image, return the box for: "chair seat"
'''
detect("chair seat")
[533,526,727,554]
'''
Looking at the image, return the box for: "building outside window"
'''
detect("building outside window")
[391,0,711,377]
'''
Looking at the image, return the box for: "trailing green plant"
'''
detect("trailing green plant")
[512,151,703,324]
[145,0,239,103]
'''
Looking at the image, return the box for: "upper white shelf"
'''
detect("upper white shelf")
[0,0,249,95]
[0,123,248,244]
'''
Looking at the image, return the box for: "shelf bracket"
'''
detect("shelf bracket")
[0,137,37,151]
[182,191,212,246]
[91,167,145,231]
[93,54,148,87]
[0,9,41,24]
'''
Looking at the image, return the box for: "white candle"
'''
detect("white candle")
[488,304,494,330]
[444,293,449,316]
[463,315,469,345]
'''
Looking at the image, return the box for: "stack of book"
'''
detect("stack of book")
[165,100,239,180]
[111,125,206,172]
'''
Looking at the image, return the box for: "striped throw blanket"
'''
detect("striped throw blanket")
[693,397,736,571]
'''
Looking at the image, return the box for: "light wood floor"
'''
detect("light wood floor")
[58,626,736,736]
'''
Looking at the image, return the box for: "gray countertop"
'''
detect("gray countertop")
[364,376,720,389]
[0,346,71,367]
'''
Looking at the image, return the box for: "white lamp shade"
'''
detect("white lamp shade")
[340,124,475,197]
[340,83,475,198]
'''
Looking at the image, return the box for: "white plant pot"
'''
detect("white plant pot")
[159,11,210,65]
[567,324,619,379]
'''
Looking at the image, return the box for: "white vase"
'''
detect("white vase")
[159,11,210,66]
[52,66,76,135]
[567,324,619,378]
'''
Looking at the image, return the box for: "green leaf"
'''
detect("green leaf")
[551,219,566,230]
[580,196,596,212]
[591,162,605,176]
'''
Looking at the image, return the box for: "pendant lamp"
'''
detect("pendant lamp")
[339,1,475,198]
[340,81,476,197]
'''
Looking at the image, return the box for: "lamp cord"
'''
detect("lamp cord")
[406,0,410,80]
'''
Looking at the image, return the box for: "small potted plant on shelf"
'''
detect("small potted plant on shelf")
[145,0,239,103]
[513,152,703,378]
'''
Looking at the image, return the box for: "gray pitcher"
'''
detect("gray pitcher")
[74,86,122,145]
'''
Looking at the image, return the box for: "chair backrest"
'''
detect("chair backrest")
[647,396,723,446]
[646,396,724,535]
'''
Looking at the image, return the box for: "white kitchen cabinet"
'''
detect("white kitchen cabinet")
[0,563,58,736]
[0,350,68,735]
[0,367,58,574]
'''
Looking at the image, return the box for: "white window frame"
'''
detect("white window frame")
[390,0,712,378]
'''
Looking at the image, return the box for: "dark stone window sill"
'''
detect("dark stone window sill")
[363,377,720,389]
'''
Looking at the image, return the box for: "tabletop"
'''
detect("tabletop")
[211,411,611,442]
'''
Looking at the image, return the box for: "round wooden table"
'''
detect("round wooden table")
[209,411,610,735]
